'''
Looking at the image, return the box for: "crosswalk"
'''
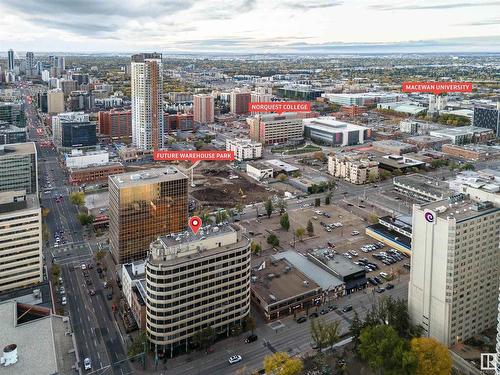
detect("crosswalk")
[50,241,93,265]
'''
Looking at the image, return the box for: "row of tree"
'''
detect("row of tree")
[350,297,452,375]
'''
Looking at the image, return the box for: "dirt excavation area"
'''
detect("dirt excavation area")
[190,162,270,208]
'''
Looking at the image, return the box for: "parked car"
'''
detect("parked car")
[351,231,359,236]
[386,283,395,290]
[380,272,389,279]
[309,312,319,319]
[84,358,92,370]
[376,287,385,293]
[296,316,307,323]
[341,305,353,313]
[328,305,337,311]
[61,296,67,305]
[245,334,258,343]
[320,308,329,315]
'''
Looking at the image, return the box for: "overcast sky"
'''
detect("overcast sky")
[1,0,499,53]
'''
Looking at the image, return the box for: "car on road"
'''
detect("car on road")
[309,312,319,319]
[328,305,337,311]
[351,231,359,236]
[320,308,329,315]
[296,316,307,323]
[106,293,113,300]
[59,287,65,294]
[81,264,86,270]
[341,305,353,313]
[245,334,258,343]
[84,358,92,370]
[376,287,385,293]
[61,296,67,305]
[89,289,96,296]
[86,279,92,285]
[228,355,242,364]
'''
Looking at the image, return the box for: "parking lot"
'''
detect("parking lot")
[245,199,411,295]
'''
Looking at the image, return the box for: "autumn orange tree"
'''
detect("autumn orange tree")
[411,337,452,375]
[263,352,303,375]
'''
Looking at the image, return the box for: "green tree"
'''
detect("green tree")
[313,151,326,161]
[128,331,148,357]
[366,212,378,223]
[250,241,262,255]
[350,310,363,348]
[70,191,85,207]
[267,233,280,247]
[95,250,106,262]
[215,209,228,224]
[325,192,331,205]
[234,202,244,218]
[379,170,392,180]
[277,173,288,182]
[411,337,452,375]
[194,140,204,150]
[368,171,379,183]
[295,227,306,241]
[292,171,301,178]
[280,213,290,231]
[359,325,417,375]
[460,162,475,171]
[78,213,94,226]
[265,199,274,219]
[306,220,314,236]
[264,352,303,375]
[392,169,403,177]
[310,318,340,350]
[192,326,216,350]
[242,315,256,334]
[276,198,287,215]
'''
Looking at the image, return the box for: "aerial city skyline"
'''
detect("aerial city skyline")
[0,1,499,375]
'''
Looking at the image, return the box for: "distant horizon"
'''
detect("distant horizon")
[1,0,499,54]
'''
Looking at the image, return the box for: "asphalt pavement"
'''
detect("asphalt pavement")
[24,91,131,375]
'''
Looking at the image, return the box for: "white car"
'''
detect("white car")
[81,264,86,270]
[380,272,389,279]
[84,358,92,370]
[61,296,67,305]
[59,287,65,294]
[351,231,360,236]
[228,355,242,364]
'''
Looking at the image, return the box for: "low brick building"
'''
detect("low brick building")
[68,162,124,185]
[441,144,500,161]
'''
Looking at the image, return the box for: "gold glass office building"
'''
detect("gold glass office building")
[109,167,188,264]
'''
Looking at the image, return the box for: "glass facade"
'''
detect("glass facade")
[109,172,188,264]
[0,146,37,194]
[61,122,97,147]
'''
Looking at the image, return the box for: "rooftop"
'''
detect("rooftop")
[109,167,187,188]
[0,301,77,375]
[248,162,273,171]
[0,191,39,214]
[393,173,453,199]
[310,248,366,278]
[419,195,499,222]
[273,251,344,290]
[251,258,321,305]
[264,159,299,173]
[303,117,368,132]
[0,282,52,310]
[0,142,36,157]
[148,224,249,266]
[430,126,493,137]
[378,155,425,168]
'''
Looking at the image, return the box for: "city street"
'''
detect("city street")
[161,278,409,375]
[24,92,131,375]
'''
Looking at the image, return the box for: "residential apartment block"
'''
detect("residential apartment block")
[327,153,379,185]
[225,138,262,161]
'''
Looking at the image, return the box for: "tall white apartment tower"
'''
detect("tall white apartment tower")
[131,53,164,150]
[408,195,500,346]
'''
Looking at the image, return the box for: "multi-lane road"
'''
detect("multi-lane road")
[24,91,131,375]
[161,278,409,375]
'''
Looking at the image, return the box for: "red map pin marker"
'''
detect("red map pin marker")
[188,216,202,234]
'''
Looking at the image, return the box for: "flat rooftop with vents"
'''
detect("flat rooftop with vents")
[251,257,322,320]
